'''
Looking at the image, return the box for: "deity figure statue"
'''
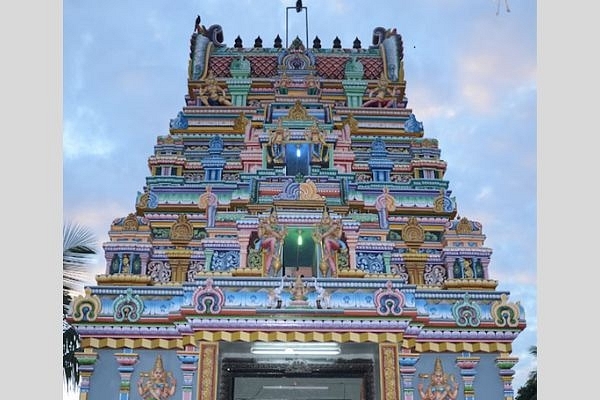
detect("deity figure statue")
[267,276,286,308]
[198,71,232,106]
[275,72,291,94]
[121,254,130,273]
[267,119,290,164]
[256,208,287,276]
[312,208,346,277]
[290,272,308,301]
[304,121,328,163]
[305,72,320,95]
[418,358,459,400]
[198,185,218,227]
[363,72,398,108]
[463,258,474,278]
[375,187,396,229]
[313,277,331,308]
[137,355,177,400]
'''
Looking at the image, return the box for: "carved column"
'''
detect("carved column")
[197,342,219,400]
[481,258,491,280]
[379,343,401,400]
[177,346,200,400]
[168,214,193,282]
[226,79,251,106]
[237,229,251,269]
[344,231,359,271]
[455,354,480,400]
[74,349,99,400]
[402,217,426,284]
[166,249,192,282]
[227,55,251,106]
[114,349,139,400]
[398,351,420,400]
[495,355,519,400]
[140,253,151,276]
[204,249,214,272]
[404,251,428,285]
[342,80,368,108]
[383,252,392,274]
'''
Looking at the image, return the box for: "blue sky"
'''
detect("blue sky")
[62,0,536,394]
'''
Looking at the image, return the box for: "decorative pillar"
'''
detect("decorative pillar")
[114,349,139,400]
[168,214,193,282]
[368,138,394,182]
[481,258,491,280]
[204,249,214,272]
[342,56,367,107]
[197,342,219,400]
[345,231,359,271]
[343,80,368,107]
[403,252,428,285]
[446,258,455,279]
[141,253,151,276]
[402,217,426,284]
[495,355,519,400]
[455,353,480,400]
[383,252,392,274]
[379,343,401,400]
[227,55,251,106]
[227,79,252,106]
[177,346,200,400]
[398,351,420,400]
[237,230,251,269]
[74,349,99,400]
[166,249,192,282]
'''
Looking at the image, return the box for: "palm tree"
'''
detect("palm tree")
[516,345,537,400]
[63,221,98,392]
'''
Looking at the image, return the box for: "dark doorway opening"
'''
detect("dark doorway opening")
[282,227,316,275]
[285,143,310,176]
[219,358,374,400]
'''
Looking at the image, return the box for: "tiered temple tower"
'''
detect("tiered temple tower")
[67,11,526,400]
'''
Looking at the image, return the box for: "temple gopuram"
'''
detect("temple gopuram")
[66,8,527,400]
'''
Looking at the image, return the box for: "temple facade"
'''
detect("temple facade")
[67,11,526,400]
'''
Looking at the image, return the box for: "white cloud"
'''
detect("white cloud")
[68,32,94,93]
[146,11,169,42]
[494,270,537,285]
[64,199,134,277]
[405,84,460,124]
[475,185,493,201]
[63,106,115,160]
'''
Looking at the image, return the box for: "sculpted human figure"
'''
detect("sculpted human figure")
[275,72,291,94]
[463,258,474,278]
[305,72,320,95]
[312,208,345,277]
[198,185,218,227]
[418,358,459,400]
[291,271,307,301]
[304,121,328,162]
[363,72,398,108]
[198,71,232,106]
[137,355,177,400]
[121,254,130,273]
[267,119,289,163]
[375,187,396,229]
[257,208,287,276]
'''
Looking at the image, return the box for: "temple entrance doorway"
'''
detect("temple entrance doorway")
[218,342,379,400]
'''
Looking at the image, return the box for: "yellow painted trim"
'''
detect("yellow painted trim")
[413,342,513,353]
[82,331,513,354]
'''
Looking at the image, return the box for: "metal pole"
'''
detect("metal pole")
[285,7,309,48]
